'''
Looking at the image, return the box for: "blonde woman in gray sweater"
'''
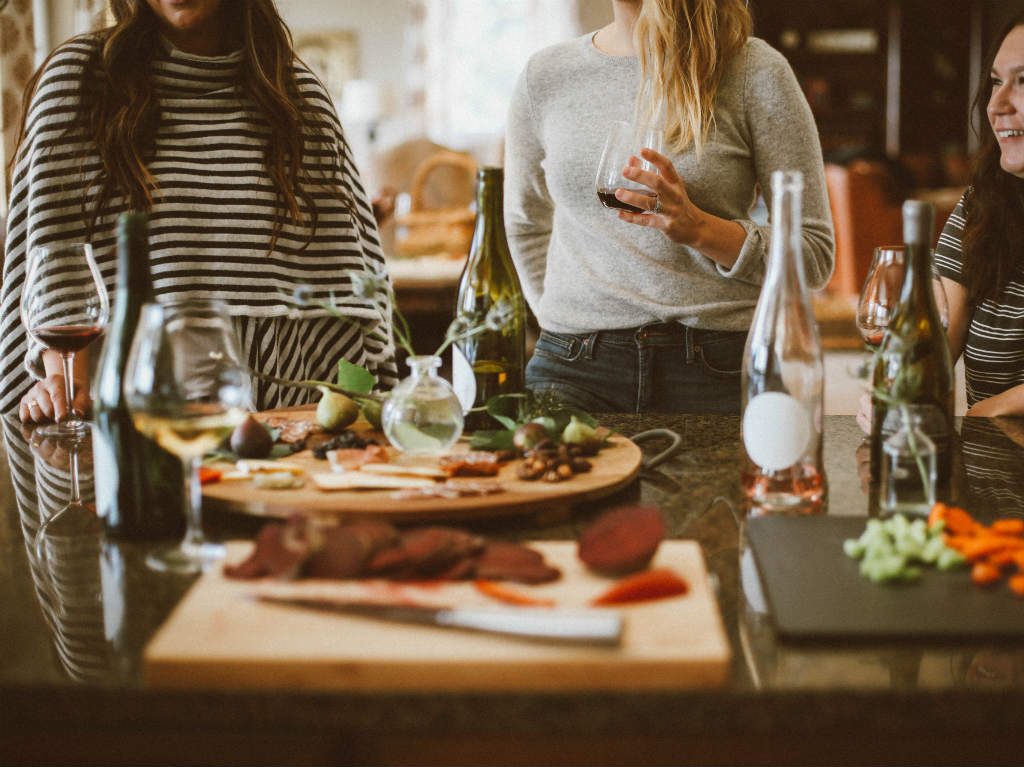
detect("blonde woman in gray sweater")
[505,0,833,413]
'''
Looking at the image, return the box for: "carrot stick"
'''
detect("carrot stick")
[199,467,222,485]
[473,580,556,608]
[1009,574,1024,598]
[591,568,689,606]
[971,562,1002,586]
[991,519,1024,535]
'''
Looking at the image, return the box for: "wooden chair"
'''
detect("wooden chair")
[824,160,903,299]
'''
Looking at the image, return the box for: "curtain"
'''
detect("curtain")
[0,0,35,215]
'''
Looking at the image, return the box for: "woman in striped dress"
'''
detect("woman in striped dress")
[2,0,397,424]
[934,13,1024,417]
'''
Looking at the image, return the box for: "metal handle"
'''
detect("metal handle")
[631,428,684,470]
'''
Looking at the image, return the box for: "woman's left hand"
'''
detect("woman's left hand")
[614,148,707,245]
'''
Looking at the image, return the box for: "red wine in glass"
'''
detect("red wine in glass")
[597,188,656,214]
[32,324,105,353]
[20,242,110,437]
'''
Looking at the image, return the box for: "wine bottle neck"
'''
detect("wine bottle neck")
[469,167,509,264]
[116,215,155,301]
[766,174,806,291]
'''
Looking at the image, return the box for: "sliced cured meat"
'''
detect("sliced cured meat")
[474,541,561,584]
[257,416,322,444]
[438,451,503,477]
[223,515,318,580]
[578,505,666,575]
[303,521,399,579]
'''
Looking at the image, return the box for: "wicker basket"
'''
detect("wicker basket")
[394,150,477,258]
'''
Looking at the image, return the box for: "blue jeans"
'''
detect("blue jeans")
[526,323,746,414]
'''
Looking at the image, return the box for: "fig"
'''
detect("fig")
[513,421,548,451]
[230,415,274,459]
[561,416,608,455]
[316,386,360,432]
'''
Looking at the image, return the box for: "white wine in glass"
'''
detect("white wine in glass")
[123,300,248,574]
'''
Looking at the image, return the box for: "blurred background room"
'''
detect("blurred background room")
[4,0,1024,413]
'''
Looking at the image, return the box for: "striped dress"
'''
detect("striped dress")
[0,34,397,414]
[934,192,1024,407]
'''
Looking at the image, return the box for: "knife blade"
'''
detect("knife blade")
[256,594,623,646]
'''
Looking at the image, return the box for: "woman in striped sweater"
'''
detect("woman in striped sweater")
[2,0,396,424]
[934,13,1024,417]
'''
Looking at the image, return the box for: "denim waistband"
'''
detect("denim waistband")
[595,323,746,343]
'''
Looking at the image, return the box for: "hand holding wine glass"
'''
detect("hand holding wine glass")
[596,121,665,213]
[19,243,109,434]
[124,300,248,574]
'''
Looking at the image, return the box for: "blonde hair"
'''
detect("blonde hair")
[634,0,751,155]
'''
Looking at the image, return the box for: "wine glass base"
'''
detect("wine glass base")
[33,419,90,439]
[146,540,226,574]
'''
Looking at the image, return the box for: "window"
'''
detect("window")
[420,0,580,148]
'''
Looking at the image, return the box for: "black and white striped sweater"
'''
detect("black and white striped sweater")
[0,34,397,413]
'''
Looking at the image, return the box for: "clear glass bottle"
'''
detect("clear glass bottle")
[382,355,464,455]
[879,407,937,516]
[740,170,825,513]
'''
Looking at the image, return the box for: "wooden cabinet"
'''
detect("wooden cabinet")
[752,0,981,165]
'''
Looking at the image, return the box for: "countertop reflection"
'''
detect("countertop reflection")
[3,413,1024,765]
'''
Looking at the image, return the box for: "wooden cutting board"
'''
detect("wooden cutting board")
[143,541,730,691]
[747,515,1024,640]
[202,408,643,523]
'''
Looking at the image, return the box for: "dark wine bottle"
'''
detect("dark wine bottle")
[452,167,527,432]
[871,200,955,500]
[92,213,184,539]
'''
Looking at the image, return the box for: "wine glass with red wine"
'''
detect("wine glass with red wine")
[596,121,665,213]
[20,243,110,437]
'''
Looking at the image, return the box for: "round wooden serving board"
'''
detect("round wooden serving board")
[202,407,642,524]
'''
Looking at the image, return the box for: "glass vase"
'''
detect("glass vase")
[382,355,464,455]
[879,407,937,516]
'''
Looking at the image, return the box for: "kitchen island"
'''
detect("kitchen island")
[2,413,1023,766]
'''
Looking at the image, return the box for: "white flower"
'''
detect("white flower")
[347,270,388,300]
[484,298,514,331]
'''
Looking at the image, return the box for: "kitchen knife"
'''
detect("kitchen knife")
[256,594,624,646]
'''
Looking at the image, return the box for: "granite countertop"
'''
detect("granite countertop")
[2,413,1024,766]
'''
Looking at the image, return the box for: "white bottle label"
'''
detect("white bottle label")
[743,391,812,471]
[451,345,476,414]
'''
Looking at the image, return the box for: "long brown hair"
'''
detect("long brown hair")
[12,0,338,250]
[633,0,751,155]
[961,12,1024,305]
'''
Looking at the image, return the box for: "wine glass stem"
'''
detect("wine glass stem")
[69,444,81,505]
[60,351,77,422]
[181,455,205,550]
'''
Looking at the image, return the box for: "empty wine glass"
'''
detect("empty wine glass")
[123,300,248,574]
[20,243,110,437]
[596,120,665,213]
[856,246,906,354]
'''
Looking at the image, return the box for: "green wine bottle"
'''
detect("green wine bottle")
[453,167,527,432]
[92,213,184,539]
[871,200,955,501]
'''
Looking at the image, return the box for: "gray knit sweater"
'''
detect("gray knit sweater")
[504,34,834,333]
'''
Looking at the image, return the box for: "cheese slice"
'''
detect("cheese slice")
[357,462,447,479]
[312,472,437,491]
[235,460,306,476]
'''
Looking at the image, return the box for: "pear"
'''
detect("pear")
[357,396,383,430]
[316,386,360,432]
